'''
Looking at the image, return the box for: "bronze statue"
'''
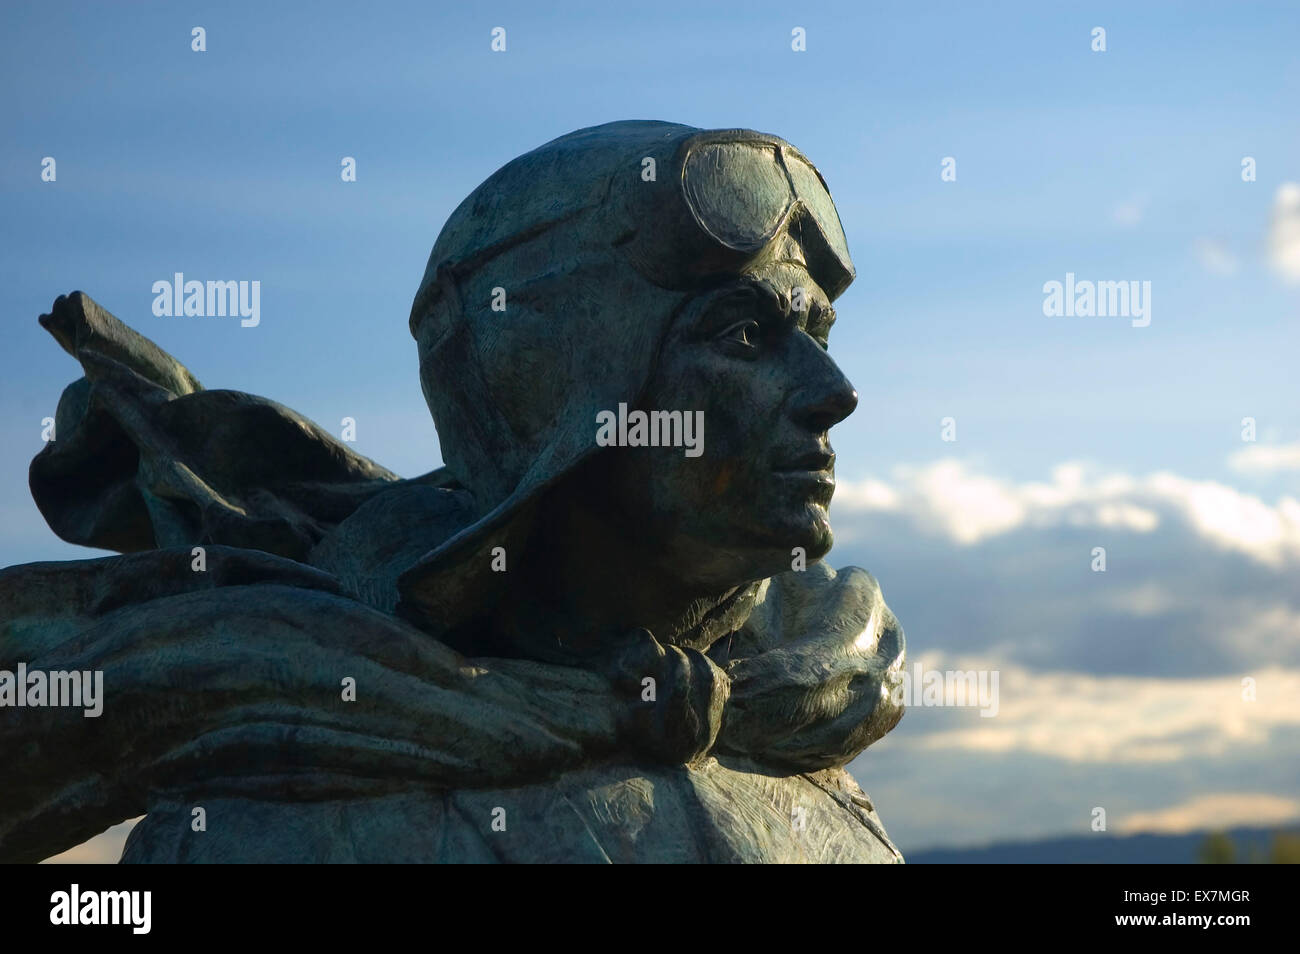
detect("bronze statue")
[0,121,907,863]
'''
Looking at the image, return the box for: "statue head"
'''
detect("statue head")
[399,121,859,648]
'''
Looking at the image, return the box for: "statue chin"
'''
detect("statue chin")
[684,522,835,590]
[756,503,836,567]
[803,523,835,563]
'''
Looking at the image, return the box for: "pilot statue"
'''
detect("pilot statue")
[0,121,907,863]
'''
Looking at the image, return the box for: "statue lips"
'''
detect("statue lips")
[773,449,836,505]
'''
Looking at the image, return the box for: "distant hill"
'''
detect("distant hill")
[907,826,1295,864]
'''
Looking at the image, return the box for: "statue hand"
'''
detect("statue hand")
[597,628,730,766]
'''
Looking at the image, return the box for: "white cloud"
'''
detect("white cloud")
[1117,793,1300,835]
[1268,182,1300,283]
[904,653,1300,765]
[892,460,1028,544]
[1229,442,1300,475]
[1111,194,1148,228]
[1193,237,1238,276]
[836,459,1300,567]
[1148,472,1300,568]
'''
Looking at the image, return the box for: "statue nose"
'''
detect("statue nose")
[792,377,858,432]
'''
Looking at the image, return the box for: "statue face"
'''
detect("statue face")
[597,254,858,590]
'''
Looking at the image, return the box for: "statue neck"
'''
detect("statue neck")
[482,482,760,664]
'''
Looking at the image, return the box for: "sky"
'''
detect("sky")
[2,1,1298,861]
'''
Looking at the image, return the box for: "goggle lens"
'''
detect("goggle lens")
[682,139,853,289]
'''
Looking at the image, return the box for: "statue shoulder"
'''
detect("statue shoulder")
[308,476,476,613]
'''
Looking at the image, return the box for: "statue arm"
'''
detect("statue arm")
[0,549,620,863]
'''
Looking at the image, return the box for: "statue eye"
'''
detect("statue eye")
[718,320,762,352]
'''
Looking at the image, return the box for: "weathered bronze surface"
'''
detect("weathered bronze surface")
[0,121,906,863]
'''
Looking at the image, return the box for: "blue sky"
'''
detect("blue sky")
[4,1,1299,859]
